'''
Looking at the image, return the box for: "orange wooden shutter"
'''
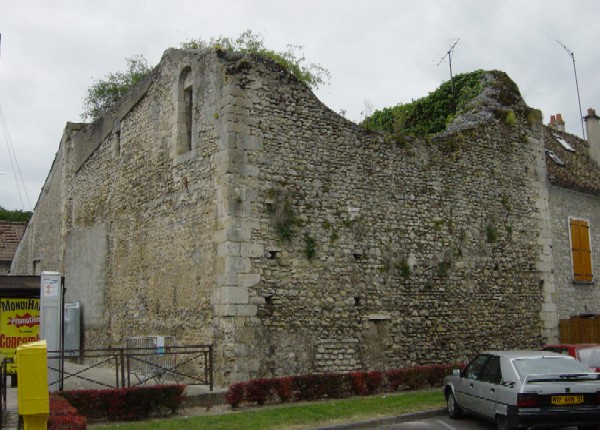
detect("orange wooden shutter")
[570,219,593,282]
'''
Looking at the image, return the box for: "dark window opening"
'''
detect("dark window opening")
[265,251,280,260]
[114,130,121,155]
[184,87,193,151]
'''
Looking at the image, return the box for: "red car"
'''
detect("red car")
[543,344,600,372]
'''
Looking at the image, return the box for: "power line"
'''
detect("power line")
[557,40,585,139]
[0,103,32,211]
[0,33,32,211]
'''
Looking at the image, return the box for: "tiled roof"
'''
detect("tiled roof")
[0,221,27,262]
[544,127,600,195]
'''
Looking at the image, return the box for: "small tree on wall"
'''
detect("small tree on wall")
[81,55,151,121]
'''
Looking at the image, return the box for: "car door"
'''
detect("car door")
[454,354,491,414]
[474,354,502,419]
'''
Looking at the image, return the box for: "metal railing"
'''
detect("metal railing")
[47,344,213,392]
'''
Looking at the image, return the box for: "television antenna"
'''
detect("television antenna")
[437,39,460,94]
[557,40,585,139]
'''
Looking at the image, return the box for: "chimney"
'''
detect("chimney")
[548,113,565,132]
[555,114,565,132]
[585,108,600,166]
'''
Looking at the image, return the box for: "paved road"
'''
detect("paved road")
[367,415,578,429]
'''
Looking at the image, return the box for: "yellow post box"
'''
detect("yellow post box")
[16,340,49,430]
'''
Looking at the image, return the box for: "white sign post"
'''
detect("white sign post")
[40,271,63,392]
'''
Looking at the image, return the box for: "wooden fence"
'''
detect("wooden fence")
[559,315,600,344]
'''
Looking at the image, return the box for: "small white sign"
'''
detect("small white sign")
[42,276,60,297]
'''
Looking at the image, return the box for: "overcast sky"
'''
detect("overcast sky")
[1,0,599,211]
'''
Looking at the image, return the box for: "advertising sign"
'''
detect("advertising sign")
[0,298,41,374]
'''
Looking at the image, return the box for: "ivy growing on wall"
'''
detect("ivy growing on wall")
[303,233,316,260]
[266,188,297,242]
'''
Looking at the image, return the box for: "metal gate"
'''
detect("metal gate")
[126,336,178,385]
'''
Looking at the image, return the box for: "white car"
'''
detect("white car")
[443,351,600,430]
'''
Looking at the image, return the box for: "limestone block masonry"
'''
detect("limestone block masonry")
[12,48,554,386]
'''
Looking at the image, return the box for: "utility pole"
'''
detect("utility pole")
[437,39,460,94]
[557,40,585,139]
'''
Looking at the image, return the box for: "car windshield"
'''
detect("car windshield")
[513,357,592,380]
[577,347,600,368]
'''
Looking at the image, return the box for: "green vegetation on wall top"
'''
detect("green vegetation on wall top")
[361,70,487,137]
[81,30,330,122]
[182,30,330,90]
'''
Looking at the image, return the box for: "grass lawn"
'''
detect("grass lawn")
[93,389,445,430]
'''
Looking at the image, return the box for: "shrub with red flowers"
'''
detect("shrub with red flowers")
[275,377,293,402]
[319,372,349,398]
[48,394,87,430]
[365,371,384,394]
[60,385,185,421]
[350,371,368,396]
[385,364,460,391]
[224,363,462,408]
[224,382,245,408]
[244,378,274,405]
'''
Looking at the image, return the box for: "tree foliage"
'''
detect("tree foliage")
[80,30,329,121]
[362,70,486,137]
[0,206,32,222]
[181,30,330,90]
[81,55,151,121]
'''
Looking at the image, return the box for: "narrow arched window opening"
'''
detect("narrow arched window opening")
[174,67,193,157]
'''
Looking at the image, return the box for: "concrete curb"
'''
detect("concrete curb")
[315,408,446,430]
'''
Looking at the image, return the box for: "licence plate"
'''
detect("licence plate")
[551,395,584,405]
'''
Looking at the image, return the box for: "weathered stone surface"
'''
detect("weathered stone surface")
[11,48,554,386]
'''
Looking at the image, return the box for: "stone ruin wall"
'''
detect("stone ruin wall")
[215,56,547,380]
[72,50,224,348]
[12,49,549,385]
[13,49,225,349]
[11,127,77,277]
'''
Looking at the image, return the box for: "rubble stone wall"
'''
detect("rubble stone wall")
[12,49,549,385]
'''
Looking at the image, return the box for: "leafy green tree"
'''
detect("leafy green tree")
[81,55,151,121]
[0,206,32,222]
[181,30,330,90]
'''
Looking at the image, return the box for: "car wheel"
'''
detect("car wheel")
[446,391,463,419]
[496,414,515,430]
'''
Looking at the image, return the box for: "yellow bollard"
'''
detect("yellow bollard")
[16,340,49,430]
